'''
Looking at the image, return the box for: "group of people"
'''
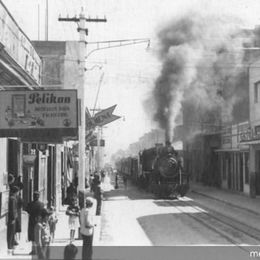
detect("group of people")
[62,171,104,260]
[7,173,58,259]
[7,170,104,260]
[65,196,96,260]
[26,191,58,259]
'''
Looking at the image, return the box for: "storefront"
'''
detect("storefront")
[216,122,250,194]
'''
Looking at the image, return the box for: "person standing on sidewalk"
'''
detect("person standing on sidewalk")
[26,191,44,255]
[7,186,19,253]
[34,208,51,260]
[48,206,58,243]
[66,198,80,243]
[94,181,103,216]
[115,173,119,189]
[123,175,127,190]
[80,198,95,260]
[15,186,23,243]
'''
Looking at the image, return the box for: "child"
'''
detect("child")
[48,206,58,243]
[66,198,80,242]
[64,243,78,260]
[34,208,51,260]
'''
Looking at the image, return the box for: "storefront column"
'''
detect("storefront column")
[249,145,256,198]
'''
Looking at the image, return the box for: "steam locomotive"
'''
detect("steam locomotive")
[116,143,189,199]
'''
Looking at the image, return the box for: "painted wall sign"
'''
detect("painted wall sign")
[0,90,78,138]
[0,2,41,83]
[240,128,260,142]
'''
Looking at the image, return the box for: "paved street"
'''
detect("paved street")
[1,176,260,259]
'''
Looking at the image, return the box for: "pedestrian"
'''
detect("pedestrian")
[100,170,105,182]
[15,187,23,243]
[8,173,15,188]
[15,175,24,191]
[73,172,78,188]
[7,186,19,254]
[94,180,103,216]
[80,198,95,260]
[61,172,65,206]
[26,191,44,255]
[66,198,80,242]
[48,206,58,243]
[123,175,127,190]
[89,174,94,192]
[63,243,78,260]
[66,183,77,205]
[92,173,100,194]
[115,173,119,189]
[34,208,51,260]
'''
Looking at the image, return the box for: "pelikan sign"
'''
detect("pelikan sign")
[0,90,78,140]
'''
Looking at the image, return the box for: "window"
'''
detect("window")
[254,81,260,103]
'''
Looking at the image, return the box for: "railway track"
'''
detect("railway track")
[162,197,260,251]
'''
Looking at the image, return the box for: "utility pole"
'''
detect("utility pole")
[58,8,106,192]
[45,0,48,40]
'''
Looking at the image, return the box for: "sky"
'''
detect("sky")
[3,0,260,162]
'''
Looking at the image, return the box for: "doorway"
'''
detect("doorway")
[255,150,260,195]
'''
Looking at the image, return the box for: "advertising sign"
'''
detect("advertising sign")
[86,105,120,129]
[0,90,78,139]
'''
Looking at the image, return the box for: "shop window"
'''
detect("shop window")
[245,153,249,184]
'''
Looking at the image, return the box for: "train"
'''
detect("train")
[116,143,189,199]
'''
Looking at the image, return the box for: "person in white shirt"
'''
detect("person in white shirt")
[80,198,94,260]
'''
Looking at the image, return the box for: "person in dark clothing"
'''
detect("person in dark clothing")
[64,243,78,260]
[115,173,119,189]
[61,172,65,205]
[66,183,77,205]
[123,175,127,190]
[100,170,105,182]
[7,186,19,252]
[92,174,100,194]
[94,181,103,216]
[8,174,15,188]
[73,173,78,188]
[26,191,44,255]
[15,188,23,242]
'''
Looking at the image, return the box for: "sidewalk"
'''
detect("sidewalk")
[0,194,102,259]
[190,181,260,216]
[1,178,260,258]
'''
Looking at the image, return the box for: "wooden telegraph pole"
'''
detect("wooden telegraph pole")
[58,8,107,192]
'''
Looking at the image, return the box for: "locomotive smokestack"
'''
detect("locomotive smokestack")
[165,127,171,145]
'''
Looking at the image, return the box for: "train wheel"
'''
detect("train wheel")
[179,184,189,197]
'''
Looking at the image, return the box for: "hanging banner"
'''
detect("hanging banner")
[86,105,120,129]
[0,89,78,140]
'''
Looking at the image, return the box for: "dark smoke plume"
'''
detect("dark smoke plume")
[151,12,248,141]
